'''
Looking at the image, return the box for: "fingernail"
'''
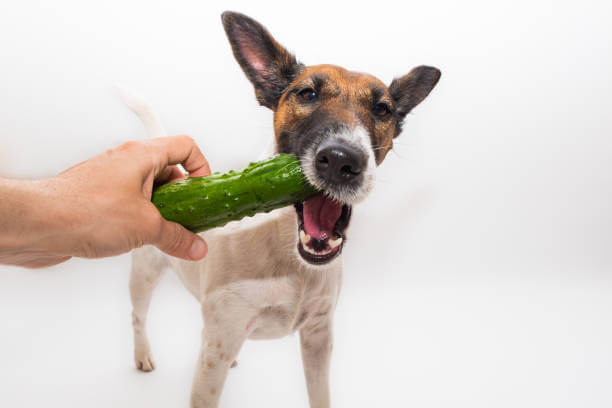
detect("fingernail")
[188,238,207,260]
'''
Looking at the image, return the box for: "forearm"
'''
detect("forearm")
[0,177,69,266]
[0,136,210,268]
[1,177,46,249]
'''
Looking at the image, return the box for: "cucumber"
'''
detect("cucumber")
[152,154,318,233]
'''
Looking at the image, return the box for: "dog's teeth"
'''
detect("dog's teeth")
[299,230,311,246]
[303,245,317,255]
[303,245,331,256]
[329,236,343,249]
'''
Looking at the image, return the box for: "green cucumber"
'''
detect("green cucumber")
[152,153,318,233]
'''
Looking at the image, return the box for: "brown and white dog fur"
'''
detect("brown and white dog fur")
[127,11,440,408]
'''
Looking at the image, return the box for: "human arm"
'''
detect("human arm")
[0,135,210,268]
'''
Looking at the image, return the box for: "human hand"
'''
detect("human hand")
[0,135,210,268]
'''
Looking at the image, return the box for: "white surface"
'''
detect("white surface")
[1,0,611,407]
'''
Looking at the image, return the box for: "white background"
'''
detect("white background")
[1,0,611,407]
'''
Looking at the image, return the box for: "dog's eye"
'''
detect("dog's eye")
[298,88,318,102]
[373,103,391,118]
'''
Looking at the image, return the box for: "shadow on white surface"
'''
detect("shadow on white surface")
[1,256,611,407]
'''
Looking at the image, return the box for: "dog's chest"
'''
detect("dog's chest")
[224,276,336,340]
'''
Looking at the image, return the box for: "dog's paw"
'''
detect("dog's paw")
[134,350,156,372]
[230,360,238,368]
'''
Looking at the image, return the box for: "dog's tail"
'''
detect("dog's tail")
[116,86,166,139]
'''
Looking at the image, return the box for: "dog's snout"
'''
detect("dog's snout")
[315,144,365,185]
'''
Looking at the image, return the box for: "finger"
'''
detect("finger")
[156,165,185,184]
[167,167,187,183]
[150,135,211,178]
[152,220,208,261]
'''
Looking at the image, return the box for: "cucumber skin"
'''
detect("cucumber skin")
[152,154,318,233]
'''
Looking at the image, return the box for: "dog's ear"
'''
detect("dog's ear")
[389,66,441,128]
[221,11,303,110]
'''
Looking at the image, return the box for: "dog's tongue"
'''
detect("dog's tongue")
[303,193,343,240]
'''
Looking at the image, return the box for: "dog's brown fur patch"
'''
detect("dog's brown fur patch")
[274,65,397,163]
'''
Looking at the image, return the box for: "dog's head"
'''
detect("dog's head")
[222,11,440,266]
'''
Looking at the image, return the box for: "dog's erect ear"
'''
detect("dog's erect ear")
[389,66,441,126]
[221,11,303,110]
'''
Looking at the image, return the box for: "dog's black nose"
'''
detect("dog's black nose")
[315,144,365,184]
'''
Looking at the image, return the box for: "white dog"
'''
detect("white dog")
[127,11,440,408]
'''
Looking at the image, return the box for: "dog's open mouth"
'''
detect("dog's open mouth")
[294,193,352,265]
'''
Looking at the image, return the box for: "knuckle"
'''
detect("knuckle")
[178,134,195,145]
[163,224,185,254]
[118,140,142,152]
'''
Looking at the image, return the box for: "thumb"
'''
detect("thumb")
[153,220,208,260]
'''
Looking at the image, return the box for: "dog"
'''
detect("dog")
[127,11,440,408]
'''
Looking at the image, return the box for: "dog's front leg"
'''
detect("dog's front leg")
[300,317,333,408]
[190,295,253,408]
